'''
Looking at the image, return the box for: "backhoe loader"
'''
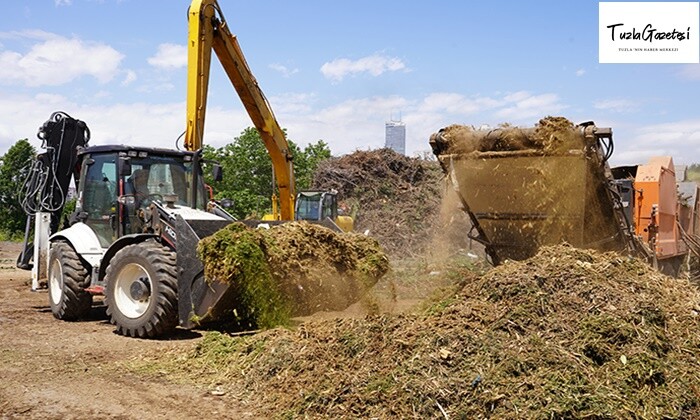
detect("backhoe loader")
[16,0,362,338]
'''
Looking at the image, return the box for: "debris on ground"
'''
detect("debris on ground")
[161,244,700,419]
[197,221,389,329]
[311,148,472,258]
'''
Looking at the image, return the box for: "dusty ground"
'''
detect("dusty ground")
[0,241,252,419]
[0,241,436,419]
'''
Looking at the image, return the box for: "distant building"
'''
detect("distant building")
[385,119,406,155]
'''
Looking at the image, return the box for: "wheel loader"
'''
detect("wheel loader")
[429,117,697,276]
[15,0,370,338]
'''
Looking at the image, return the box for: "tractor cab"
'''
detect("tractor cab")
[74,146,209,247]
[295,190,353,232]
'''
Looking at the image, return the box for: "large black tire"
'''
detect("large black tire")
[48,241,92,320]
[104,240,178,338]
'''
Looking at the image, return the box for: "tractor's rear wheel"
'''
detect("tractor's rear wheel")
[104,240,178,338]
[48,241,92,320]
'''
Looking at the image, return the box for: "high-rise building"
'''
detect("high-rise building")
[385,119,406,155]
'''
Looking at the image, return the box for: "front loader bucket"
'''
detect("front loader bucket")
[174,215,237,329]
[430,118,639,264]
[175,215,374,329]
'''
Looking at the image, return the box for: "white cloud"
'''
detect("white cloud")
[55,0,72,6]
[147,43,187,69]
[320,53,406,82]
[121,70,137,86]
[0,32,123,86]
[575,68,586,76]
[495,92,565,121]
[275,95,412,153]
[418,93,500,117]
[0,88,584,161]
[593,98,636,113]
[269,63,299,78]
[0,92,257,158]
[269,92,316,114]
[611,119,700,166]
[0,30,55,41]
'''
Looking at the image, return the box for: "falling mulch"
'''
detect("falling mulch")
[429,116,582,156]
[155,244,700,418]
[311,148,471,258]
[197,221,389,329]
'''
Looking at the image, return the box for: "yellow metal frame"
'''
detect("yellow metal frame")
[186,0,295,220]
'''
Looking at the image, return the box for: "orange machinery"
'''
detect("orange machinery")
[633,157,687,261]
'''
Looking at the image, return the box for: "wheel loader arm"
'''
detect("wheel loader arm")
[186,0,295,220]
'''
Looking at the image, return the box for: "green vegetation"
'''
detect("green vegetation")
[687,163,700,182]
[197,222,389,330]
[197,223,292,330]
[203,127,331,219]
[0,139,36,239]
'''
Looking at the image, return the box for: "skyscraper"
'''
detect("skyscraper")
[385,119,406,155]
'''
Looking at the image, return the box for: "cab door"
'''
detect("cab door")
[78,153,118,248]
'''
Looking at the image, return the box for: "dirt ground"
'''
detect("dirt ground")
[0,241,431,419]
[0,241,252,419]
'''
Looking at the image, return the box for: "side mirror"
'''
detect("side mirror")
[119,157,132,177]
[212,164,223,182]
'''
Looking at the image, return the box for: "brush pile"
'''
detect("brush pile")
[183,244,700,418]
[311,148,470,257]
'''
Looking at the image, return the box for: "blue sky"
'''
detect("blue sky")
[1,0,700,166]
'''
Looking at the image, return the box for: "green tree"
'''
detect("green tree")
[203,128,331,218]
[687,163,700,183]
[295,140,332,190]
[0,139,36,234]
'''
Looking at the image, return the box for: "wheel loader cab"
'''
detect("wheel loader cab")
[76,147,208,245]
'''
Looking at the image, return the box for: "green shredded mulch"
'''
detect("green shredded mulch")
[197,221,389,329]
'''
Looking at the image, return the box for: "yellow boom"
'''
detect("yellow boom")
[185,0,295,220]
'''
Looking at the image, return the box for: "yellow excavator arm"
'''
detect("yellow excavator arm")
[185,0,295,220]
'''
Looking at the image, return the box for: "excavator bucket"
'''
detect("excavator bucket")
[430,117,642,264]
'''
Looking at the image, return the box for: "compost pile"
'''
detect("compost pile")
[311,148,469,257]
[178,244,700,418]
[430,116,583,156]
[197,222,389,329]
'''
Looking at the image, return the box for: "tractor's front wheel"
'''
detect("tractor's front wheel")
[104,240,178,338]
[48,240,92,320]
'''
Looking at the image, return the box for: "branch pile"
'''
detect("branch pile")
[311,148,467,257]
